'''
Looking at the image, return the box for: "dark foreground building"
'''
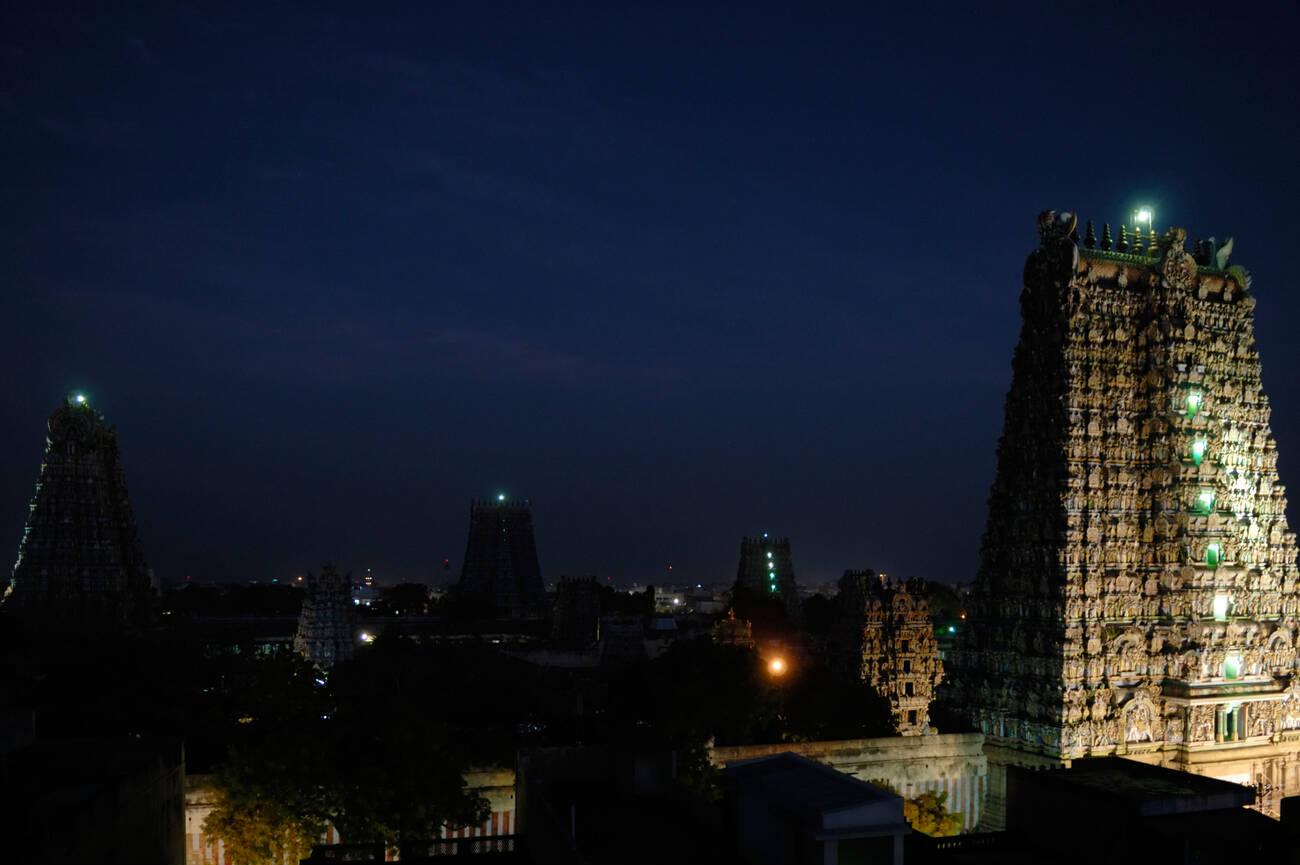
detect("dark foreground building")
[948,211,1300,827]
[457,497,546,617]
[4,394,153,629]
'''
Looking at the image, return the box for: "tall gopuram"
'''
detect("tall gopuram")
[835,570,943,735]
[947,210,1300,826]
[4,394,154,630]
[457,495,546,617]
[293,564,356,668]
[735,534,801,621]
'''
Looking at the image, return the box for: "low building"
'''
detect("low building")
[1,735,185,865]
[1003,758,1289,864]
[723,752,908,865]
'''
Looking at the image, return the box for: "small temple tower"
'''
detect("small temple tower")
[837,570,942,735]
[294,564,356,668]
[457,495,546,617]
[734,534,801,622]
[5,394,153,629]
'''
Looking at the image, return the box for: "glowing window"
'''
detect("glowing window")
[1191,437,1208,465]
[1225,653,1242,680]
[1212,594,1230,621]
[1206,543,1222,568]
[1195,491,1216,514]
[1185,391,1203,418]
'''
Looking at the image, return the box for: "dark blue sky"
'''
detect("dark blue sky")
[4,4,1300,587]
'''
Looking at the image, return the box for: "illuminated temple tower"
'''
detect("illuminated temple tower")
[4,394,153,629]
[735,534,801,621]
[836,571,943,735]
[294,564,357,668]
[457,496,546,617]
[948,211,1300,825]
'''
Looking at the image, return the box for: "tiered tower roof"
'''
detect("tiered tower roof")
[5,394,153,629]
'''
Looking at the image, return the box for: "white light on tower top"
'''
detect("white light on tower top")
[73,393,87,405]
[497,493,506,502]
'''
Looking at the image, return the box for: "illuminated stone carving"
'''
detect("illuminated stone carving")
[948,211,1300,815]
[839,570,943,735]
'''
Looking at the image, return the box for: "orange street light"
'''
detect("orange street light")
[768,657,787,677]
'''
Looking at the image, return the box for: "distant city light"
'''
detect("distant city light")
[768,657,786,676]
[766,552,773,559]
[948,625,956,634]
[359,631,375,644]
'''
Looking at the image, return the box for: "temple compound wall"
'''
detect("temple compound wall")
[947,210,1300,828]
[183,768,516,865]
[711,733,988,832]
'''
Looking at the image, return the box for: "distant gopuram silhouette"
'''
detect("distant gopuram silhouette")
[947,211,1300,826]
[735,534,801,622]
[457,495,546,616]
[293,564,356,668]
[4,394,153,629]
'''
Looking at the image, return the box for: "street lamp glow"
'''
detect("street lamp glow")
[1135,208,1152,224]
[497,493,506,502]
[768,657,786,676]
[359,631,375,644]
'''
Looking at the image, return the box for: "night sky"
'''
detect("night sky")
[4,4,1300,587]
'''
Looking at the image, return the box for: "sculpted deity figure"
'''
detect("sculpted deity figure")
[1125,700,1155,743]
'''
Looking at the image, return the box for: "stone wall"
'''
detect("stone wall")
[710,733,987,832]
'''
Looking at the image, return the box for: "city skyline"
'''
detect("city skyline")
[5,6,1300,586]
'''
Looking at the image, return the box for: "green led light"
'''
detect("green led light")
[1185,391,1202,419]
[1191,437,1208,465]
[1195,491,1215,514]
[1225,653,1242,680]
[1206,543,1222,569]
